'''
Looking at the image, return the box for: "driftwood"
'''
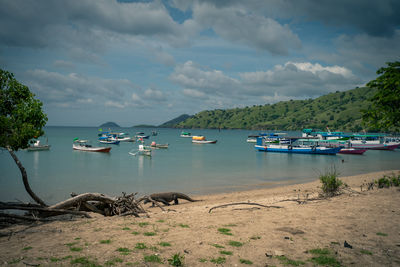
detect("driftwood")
[0,192,170,227]
[208,202,282,213]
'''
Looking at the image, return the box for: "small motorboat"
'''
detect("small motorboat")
[180,131,192,138]
[73,139,111,152]
[27,140,50,151]
[129,144,152,156]
[150,141,169,149]
[192,136,217,144]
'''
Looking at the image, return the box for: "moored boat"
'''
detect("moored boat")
[27,140,51,151]
[255,137,340,155]
[99,139,120,145]
[338,148,367,155]
[180,131,192,137]
[129,144,152,156]
[73,139,111,152]
[150,141,169,148]
[192,136,217,144]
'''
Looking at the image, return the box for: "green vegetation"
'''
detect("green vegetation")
[70,256,101,266]
[138,222,150,227]
[308,248,341,267]
[275,255,305,266]
[375,174,400,188]
[220,250,233,255]
[116,247,130,253]
[143,232,156,236]
[319,167,344,197]
[22,246,32,251]
[218,228,233,235]
[376,232,388,236]
[159,242,172,247]
[1,69,48,206]
[239,258,253,265]
[122,227,131,230]
[100,239,111,244]
[228,241,243,247]
[211,243,225,248]
[174,86,377,131]
[131,231,140,235]
[362,61,400,132]
[70,247,83,252]
[144,254,162,263]
[167,253,184,266]
[210,257,226,264]
[105,257,123,266]
[178,223,190,228]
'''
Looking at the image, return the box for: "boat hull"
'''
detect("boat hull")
[192,140,217,144]
[338,148,367,155]
[73,144,111,152]
[254,145,341,155]
[27,145,51,151]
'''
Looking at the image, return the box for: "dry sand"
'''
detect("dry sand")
[1,170,400,267]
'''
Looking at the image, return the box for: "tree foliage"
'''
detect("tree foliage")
[1,69,48,206]
[0,69,47,150]
[363,61,400,132]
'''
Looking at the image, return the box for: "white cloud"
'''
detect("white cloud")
[191,2,301,54]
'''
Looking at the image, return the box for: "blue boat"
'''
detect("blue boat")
[254,137,341,155]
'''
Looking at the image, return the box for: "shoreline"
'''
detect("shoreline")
[1,170,400,266]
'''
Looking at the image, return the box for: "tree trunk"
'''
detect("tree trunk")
[7,147,47,207]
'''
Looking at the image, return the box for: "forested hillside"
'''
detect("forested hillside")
[175,87,376,131]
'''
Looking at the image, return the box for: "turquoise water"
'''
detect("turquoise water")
[1,127,399,204]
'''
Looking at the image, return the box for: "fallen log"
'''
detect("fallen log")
[49,193,116,210]
[208,202,282,213]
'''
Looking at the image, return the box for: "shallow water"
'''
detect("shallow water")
[1,127,399,204]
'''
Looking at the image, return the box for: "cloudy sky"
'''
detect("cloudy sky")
[1,0,399,126]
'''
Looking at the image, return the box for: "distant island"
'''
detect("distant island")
[99,122,120,128]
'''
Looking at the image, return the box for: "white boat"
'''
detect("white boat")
[129,144,152,156]
[73,140,111,152]
[192,136,217,144]
[27,140,50,151]
[180,131,192,138]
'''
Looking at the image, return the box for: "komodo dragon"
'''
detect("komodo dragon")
[144,192,200,206]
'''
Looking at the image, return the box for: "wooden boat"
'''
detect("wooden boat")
[338,148,367,155]
[150,142,169,148]
[73,140,111,152]
[192,136,217,144]
[27,140,50,151]
[135,132,150,139]
[254,137,340,155]
[129,145,152,156]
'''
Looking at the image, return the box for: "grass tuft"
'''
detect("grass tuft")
[144,254,162,263]
[100,239,111,244]
[239,258,253,265]
[210,257,226,264]
[218,228,233,235]
[135,243,147,249]
[220,250,233,255]
[228,241,243,247]
[167,253,184,266]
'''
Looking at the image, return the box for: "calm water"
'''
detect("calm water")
[1,127,399,204]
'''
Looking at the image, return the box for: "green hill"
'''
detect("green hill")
[159,114,192,128]
[100,121,120,128]
[175,87,376,131]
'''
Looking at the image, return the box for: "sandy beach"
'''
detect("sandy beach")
[1,170,400,266]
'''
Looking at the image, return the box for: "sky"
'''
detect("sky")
[1,0,399,127]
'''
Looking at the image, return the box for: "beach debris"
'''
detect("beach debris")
[208,202,282,213]
[344,240,353,249]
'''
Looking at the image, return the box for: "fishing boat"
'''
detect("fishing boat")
[150,141,169,149]
[246,135,259,143]
[192,136,217,144]
[349,134,400,150]
[99,139,120,145]
[254,137,340,155]
[180,131,192,137]
[135,132,150,139]
[338,148,367,155]
[27,140,51,151]
[129,144,152,156]
[110,132,135,142]
[73,139,111,152]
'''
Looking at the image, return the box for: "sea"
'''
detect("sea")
[1,127,399,205]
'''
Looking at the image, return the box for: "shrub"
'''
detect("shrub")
[319,167,343,197]
[168,253,184,266]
